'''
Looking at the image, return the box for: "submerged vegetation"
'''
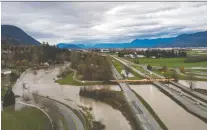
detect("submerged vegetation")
[79,86,140,130]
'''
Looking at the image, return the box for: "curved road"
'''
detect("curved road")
[13,66,85,130]
[55,101,84,130]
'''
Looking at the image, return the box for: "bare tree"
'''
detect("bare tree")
[58,67,64,78]
[162,65,168,72]
[124,66,130,78]
[186,72,196,90]
[32,54,39,67]
[122,73,126,80]
[172,70,179,82]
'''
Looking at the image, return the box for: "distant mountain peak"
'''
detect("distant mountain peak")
[58,30,207,49]
[1,25,40,45]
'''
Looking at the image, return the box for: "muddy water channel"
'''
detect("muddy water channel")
[130,84,207,130]
[12,66,131,130]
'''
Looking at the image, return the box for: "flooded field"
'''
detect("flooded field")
[130,84,207,130]
[12,65,130,130]
[179,80,207,90]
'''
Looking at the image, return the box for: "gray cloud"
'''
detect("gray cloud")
[2,2,207,45]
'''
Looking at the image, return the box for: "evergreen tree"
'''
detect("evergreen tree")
[3,88,15,108]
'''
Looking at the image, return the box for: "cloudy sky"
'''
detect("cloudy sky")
[2,2,207,45]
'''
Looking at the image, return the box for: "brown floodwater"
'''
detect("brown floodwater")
[130,84,207,130]
[13,65,130,130]
[179,80,207,90]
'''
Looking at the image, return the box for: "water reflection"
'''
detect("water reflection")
[130,84,207,130]
[12,66,131,130]
[179,80,207,90]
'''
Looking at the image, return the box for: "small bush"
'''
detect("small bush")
[57,68,72,78]
[3,88,15,108]
[147,65,152,70]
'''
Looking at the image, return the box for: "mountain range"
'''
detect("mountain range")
[58,31,207,49]
[1,25,40,45]
[1,25,207,48]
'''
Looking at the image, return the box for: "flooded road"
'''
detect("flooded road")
[179,80,207,90]
[130,84,207,130]
[13,65,131,130]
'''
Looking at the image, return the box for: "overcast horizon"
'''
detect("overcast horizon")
[2,2,207,45]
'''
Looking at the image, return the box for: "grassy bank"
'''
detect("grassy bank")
[133,65,147,74]
[152,69,207,81]
[139,58,207,68]
[131,89,168,130]
[153,83,207,123]
[80,88,141,130]
[55,71,106,86]
[123,57,207,68]
[194,89,207,96]
[111,58,124,74]
[2,107,51,130]
[111,58,143,80]
[178,74,207,81]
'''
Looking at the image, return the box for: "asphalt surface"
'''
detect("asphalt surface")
[111,60,163,130]
[170,81,207,103]
[56,101,84,130]
[12,67,85,130]
[153,82,207,121]
[113,56,207,122]
[121,57,207,103]
[120,57,207,105]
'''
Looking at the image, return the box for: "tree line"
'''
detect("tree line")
[118,49,187,58]
[70,51,113,81]
[1,42,71,69]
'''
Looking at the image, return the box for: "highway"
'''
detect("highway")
[111,62,163,130]
[112,56,207,122]
[170,81,207,103]
[20,94,84,130]
[114,55,207,103]
[153,82,207,122]
[120,56,207,103]
[34,93,85,130]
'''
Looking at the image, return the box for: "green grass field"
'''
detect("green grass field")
[133,65,149,74]
[152,69,207,81]
[185,69,207,73]
[55,72,104,86]
[2,107,50,130]
[112,59,124,74]
[187,50,207,56]
[122,57,207,81]
[138,58,207,68]
[111,59,143,80]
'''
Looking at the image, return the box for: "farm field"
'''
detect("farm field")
[126,58,207,68]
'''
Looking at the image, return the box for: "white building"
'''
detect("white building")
[129,54,135,58]
[136,55,145,58]
[151,56,156,59]
[1,69,11,75]
[100,49,110,53]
